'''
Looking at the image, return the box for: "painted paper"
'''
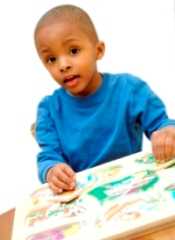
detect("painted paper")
[12,152,175,240]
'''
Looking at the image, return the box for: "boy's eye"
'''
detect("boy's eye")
[47,56,56,64]
[70,48,80,55]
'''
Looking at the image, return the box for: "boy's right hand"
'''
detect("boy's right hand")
[46,163,76,194]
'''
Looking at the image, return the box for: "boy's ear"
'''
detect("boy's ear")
[96,41,105,60]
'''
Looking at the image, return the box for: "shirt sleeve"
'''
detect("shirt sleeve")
[129,76,175,139]
[35,96,65,183]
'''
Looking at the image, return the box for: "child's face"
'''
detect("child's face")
[35,22,104,96]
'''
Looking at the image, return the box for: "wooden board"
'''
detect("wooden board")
[12,152,175,240]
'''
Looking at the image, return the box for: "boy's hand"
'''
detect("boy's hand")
[46,163,76,194]
[151,126,175,163]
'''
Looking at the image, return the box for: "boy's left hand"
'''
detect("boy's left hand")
[151,126,175,163]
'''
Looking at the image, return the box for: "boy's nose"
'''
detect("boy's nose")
[59,58,72,73]
[60,65,71,73]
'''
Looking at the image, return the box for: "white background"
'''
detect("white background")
[0,0,175,213]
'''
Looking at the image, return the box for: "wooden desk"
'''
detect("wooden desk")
[0,209,15,240]
[0,208,175,240]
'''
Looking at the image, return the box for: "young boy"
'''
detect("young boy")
[34,4,175,194]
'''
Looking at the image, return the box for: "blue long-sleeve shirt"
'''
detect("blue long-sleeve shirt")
[36,73,175,183]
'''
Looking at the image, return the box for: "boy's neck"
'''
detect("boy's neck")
[85,72,102,96]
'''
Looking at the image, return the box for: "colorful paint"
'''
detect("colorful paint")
[12,153,175,240]
[26,223,81,240]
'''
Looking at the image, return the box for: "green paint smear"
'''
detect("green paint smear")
[135,154,155,164]
[48,210,59,217]
[88,170,159,204]
[165,184,175,200]
[88,175,132,203]
[140,175,159,191]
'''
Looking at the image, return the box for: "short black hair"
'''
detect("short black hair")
[34,4,99,43]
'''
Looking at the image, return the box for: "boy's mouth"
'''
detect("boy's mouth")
[63,75,80,87]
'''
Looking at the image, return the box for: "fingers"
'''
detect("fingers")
[55,166,74,185]
[151,127,175,163]
[164,135,174,160]
[152,131,165,162]
[62,164,75,178]
[48,182,63,194]
[46,163,76,194]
